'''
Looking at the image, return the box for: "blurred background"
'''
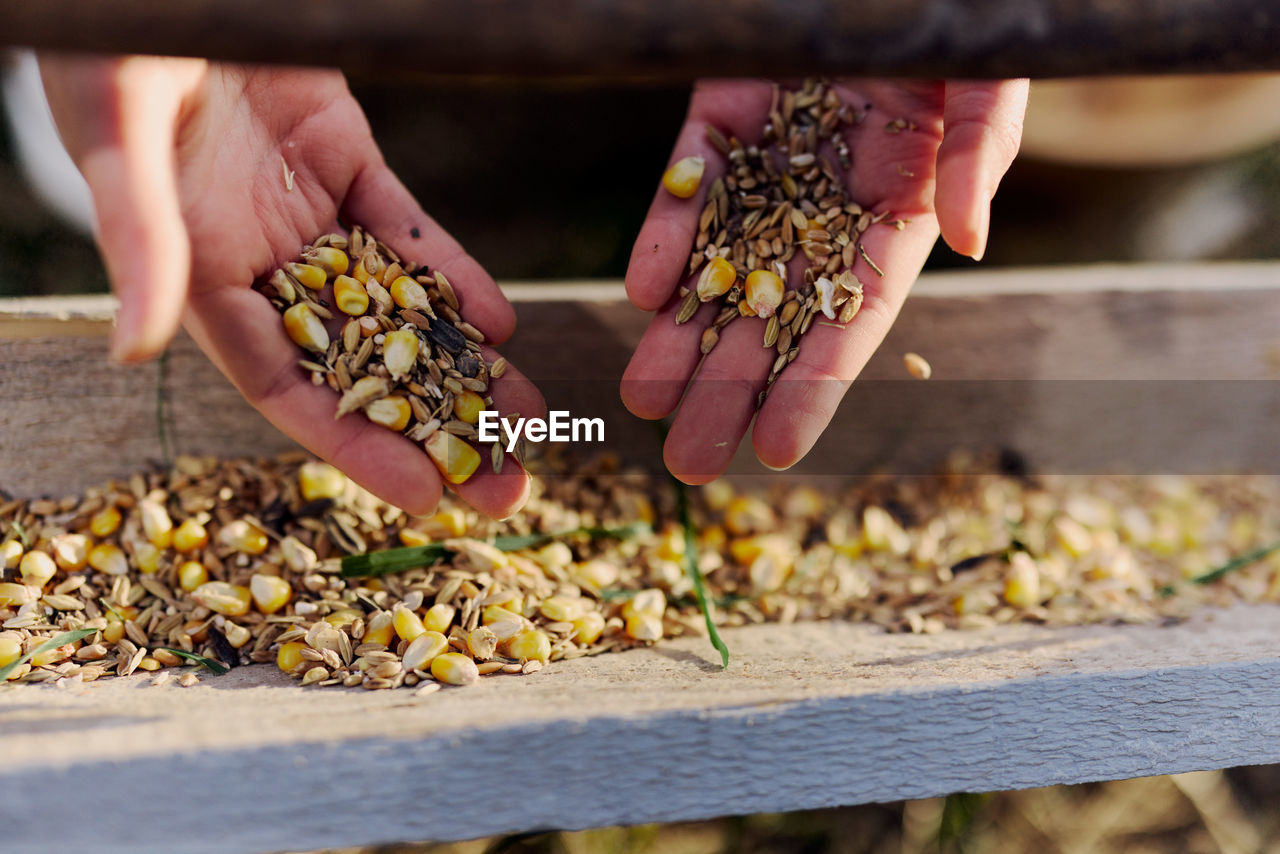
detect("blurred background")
[2,60,1279,299]
[5,57,1280,853]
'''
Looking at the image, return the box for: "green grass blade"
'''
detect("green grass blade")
[339,523,651,579]
[1158,536,1280,597]
[674,478,730,669]
[0,628,97,682]
[156,647,229,675]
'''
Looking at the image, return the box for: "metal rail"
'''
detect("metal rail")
[4,0,1278,79]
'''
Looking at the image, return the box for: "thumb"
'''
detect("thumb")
[39,55,199,362]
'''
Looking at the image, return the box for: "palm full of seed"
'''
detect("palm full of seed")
[262,226,516,484]
[666,79,909,404]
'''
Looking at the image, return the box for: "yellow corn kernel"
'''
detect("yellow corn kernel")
[483,605,525,626]
[507,628,551,663]
[423,508,468,539]
[952,589,999,617]
[298,461,346,502]
[729,534,793,567]
[50,534,89,571]
[662,155,705,199]
[172,518,209,554]
[330,274,368,316]
[277,641,307,673]
[304,246,349,278]
[622,589,666,621]
[1,540,21,571]
[19,550,57,587]
[531,542,572,570]
[625,613,664,642]
[431,652,480,686]
[424,431,481,485]
[362,611,396,647]
[0,636,20,668]
[88,543,129,576]
[102,619,125,644]
[192,581,252,617]
[699,525,727,552]
[452,390,485,425]
[744,270,785,319]
[696,256,737,301]
[177,561,207,592]
[31,641,75,667]
[282,303,330,353]
[0,582,36,607]
[538,595,585,622]
[392,604,427,642]
[134,542,163,574]
[222,622,252,649]
[399,528,431,548]
[467,626,499,660]
[324,609,362,628]
[139,498,174,549]
[862,506,910,555]
[653,527,687,563]
[402,631,449,671]
[381,329,419,380]
[1003,552,1042,608]
[422,602,456,634]
[286,262,328,290]
[569,559,619,593]
[1053,517,1093,559]
[389,275,430,311]
[89,505,122,538]
[365,395,412,431]
[702,479,735,511]
[571,611,606,645]
[250,574,292,614]
[219,519,270,555]
[724,495,774,535]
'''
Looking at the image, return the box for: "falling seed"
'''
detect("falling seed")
[904,352,932,380]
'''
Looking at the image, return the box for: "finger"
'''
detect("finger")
[184,286,446,515]
[343,161,516,344]
[935,79,1029,261]
[663,314,777,484]
[480,345,547,424]
[625,81,775,311]
[620,291,721,420]
[450,455,531,521]
[751,213,940,469]
[40,55,202,363]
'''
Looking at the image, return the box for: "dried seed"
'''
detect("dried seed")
[675,290,700,325]
[903,352,932,380]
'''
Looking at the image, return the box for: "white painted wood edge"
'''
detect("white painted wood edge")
[2,604,1278,853]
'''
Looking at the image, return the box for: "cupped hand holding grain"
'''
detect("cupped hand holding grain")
[622,79,1028,483]
[37,55,542,518]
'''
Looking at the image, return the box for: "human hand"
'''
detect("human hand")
[38,55,542,517]
[621,79,1028,483]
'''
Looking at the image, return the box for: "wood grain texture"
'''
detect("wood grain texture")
[1,605,1279,852]
[4,0,1279,78]
[4,263,1280,496]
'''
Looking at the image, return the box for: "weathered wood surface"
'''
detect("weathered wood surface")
[4,262,1280,497]
[6,0,1280,79]
[2,605,1279,853]
[3,264,1280,850]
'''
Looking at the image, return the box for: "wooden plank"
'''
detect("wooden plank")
[5,0,1280,79]
[3,262,1280,497]
[1,604,1279,853]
